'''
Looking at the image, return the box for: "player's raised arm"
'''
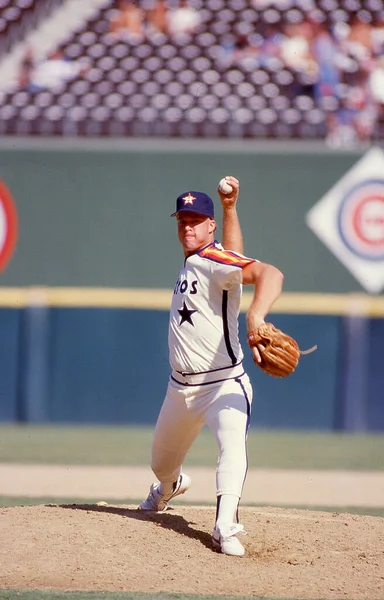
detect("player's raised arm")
[241,260,284,363]
[217,176,243,254]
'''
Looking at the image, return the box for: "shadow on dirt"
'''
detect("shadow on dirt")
[54,503,214,550]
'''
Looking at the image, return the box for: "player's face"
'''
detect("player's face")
[177,212,216,256]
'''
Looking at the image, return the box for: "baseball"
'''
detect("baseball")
[218,177,233,194]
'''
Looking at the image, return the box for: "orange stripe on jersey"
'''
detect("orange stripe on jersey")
[199,246,255,268]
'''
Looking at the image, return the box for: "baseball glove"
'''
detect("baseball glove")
[247,322,302,378]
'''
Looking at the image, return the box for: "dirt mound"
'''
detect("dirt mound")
[1,504,383,599]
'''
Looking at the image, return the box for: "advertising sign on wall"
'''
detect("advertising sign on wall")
[306,147,384,294]
[0,179,18,273]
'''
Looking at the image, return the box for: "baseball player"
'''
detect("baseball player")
[139,177,283,557]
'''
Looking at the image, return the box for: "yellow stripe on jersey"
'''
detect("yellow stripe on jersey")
[199,246,255,268]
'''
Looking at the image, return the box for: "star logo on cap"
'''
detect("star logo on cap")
[182,193,196,205]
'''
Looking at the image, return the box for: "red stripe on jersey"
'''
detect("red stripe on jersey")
[199,246,255,268]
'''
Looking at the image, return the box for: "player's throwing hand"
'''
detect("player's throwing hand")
[217,175,239,209]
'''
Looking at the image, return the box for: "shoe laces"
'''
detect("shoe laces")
[149,484,162,502]
[221,524,246,540]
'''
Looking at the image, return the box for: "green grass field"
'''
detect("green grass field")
[1,425,383,470]
[1,425,383,516]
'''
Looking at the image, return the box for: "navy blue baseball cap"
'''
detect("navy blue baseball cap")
[171,191,215,218]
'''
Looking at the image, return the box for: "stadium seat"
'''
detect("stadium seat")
[1,0,382,141]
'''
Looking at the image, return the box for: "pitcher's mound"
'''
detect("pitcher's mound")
[1,504,383,599]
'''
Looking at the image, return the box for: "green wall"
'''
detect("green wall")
[0,139,380,292]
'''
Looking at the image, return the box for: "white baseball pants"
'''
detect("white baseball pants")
[151,373,253,498]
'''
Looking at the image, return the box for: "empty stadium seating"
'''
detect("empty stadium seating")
[1,0,384,140]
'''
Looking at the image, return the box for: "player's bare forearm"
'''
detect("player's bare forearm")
[242,262,284,331]
[242,261,283,363]
[222,206,244,254]
[218,176,244,254]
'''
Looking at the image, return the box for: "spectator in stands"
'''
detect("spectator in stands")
[369,56,384,104]
[352,85,378,144]
[18,45,34,88]
[109,0,144,39]
[325,105,358,149]
[346,14,373,67]
[310,19,341,103]
[146,0,169,36]
[281,20,317,76]
[325,68,378,149]
[219,34,259,69]
[257,24,285,69]
[167,0,201,37]
[371,15,384,57]
[21,48,89,93]
[368,56,384,127]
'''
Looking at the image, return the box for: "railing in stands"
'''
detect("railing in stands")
[0,0,65,56]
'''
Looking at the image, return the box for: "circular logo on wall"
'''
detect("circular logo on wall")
[0,179,18,272]
[337,178,384,261]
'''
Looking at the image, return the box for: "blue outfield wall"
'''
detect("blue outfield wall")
[0,309,21,422]
[368,319,384,430]
[0,305,382,431]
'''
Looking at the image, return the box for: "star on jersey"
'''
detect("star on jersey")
[182,193,196,205]
[177,301,198,326]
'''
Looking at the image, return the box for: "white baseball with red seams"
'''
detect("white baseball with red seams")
[218,178,233,194]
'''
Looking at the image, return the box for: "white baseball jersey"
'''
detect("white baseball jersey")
[169,240,256,375]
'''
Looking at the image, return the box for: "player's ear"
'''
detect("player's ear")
[209,218,216,233]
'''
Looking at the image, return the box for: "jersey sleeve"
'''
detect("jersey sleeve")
[199,244,256,289]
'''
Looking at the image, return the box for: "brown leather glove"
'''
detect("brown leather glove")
[247,322,301,378]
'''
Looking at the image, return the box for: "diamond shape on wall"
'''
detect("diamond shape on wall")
[306,146,384,294]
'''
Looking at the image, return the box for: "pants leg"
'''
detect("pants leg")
[204,375,252,498]
[151,379,204,484]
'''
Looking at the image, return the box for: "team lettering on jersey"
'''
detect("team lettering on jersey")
[169,243,252,373]
[173,277,198,295]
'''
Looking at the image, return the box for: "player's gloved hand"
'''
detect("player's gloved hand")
[247,322,301,377]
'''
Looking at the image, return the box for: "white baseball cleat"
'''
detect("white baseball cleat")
[138,473,191,512]
[212,523,246,557]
